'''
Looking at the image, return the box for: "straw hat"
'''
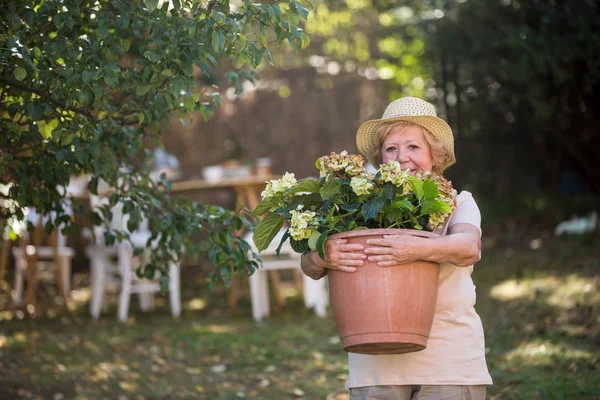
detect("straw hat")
[356,97,456,171]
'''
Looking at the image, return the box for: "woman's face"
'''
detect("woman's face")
[381,125,434,173]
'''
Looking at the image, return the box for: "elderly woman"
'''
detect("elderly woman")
[301,97,492,400]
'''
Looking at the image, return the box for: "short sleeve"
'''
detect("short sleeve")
[448,191,482,238]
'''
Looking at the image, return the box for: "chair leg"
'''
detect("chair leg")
[118,282,132,323]
[117,246,132,323]
[50,231,65,301]
[249,271,263,322]
[138,292,151,312]
[168,261,181,318]
[89,256,106,319]
[259,270,270,318]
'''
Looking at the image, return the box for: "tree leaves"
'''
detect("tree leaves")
[211,30,226,54]
[144,0,159,13]
[14,67,26,81]
[0,0,314,290]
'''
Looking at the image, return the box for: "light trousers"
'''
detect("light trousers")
[350,385,487,400]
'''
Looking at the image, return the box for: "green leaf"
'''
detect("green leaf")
[144,264,156,279]
[252,213,284,251]
[144,0,159,13]
[307,230,321,251]
[275,229,290,258]
[362,197,385,220]
[136,85,152,97]
[385,207,403,224]
[410,176,424,201]
[14,67,27,81]
[391,199,413,212]
[316,231,328,260]
[340,202,360,212]
[108,193,120,207]
[88,177,99,195]
[286,178,321,195]
[212,30,225,54]
[287,9,299,25]
[320,178,341,200]
[289,238,309,254]
[294,1,310,19]
[220,265,232,288]
[423,179,439,201]
[252,195,280,217]
[421,199,452,215]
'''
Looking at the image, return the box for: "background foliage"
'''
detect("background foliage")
[0,0,310,287]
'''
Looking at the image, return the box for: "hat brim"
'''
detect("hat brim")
[356,115,456,172]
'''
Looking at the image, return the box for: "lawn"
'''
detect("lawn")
[0,233,598,400]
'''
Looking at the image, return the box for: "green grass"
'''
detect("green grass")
[0,233,599,399]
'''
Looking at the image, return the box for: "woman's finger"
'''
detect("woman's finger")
[365,238,393,247]
[367,255,391,262]
[338,259,365,266]
[364,246,393,254]
[336,243,365,252]
[339,251,367,260]
[333,265,357,272]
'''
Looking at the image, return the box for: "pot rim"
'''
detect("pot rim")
[329,228,439,240]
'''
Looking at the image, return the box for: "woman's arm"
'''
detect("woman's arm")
[364,223,481,267]
[301,251,329,280]
[300,238,367,280]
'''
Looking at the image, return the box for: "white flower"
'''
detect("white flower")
[261,172,297,199]
[289,206,317,241]
[350,176,374,195]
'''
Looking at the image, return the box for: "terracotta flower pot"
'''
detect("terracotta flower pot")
[327,228,440,355]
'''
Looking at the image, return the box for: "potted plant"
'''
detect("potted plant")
[252,151,457,354]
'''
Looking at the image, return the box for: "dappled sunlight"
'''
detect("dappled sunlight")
[70,287,91,303]
[185,297,206,311]
[489,274,599,308]
[503,339,594,367]
[191,322,236,334]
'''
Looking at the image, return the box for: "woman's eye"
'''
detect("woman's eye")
[385,146,396,152]
[408,144,419,150]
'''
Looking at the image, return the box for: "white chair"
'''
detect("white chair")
[244,230,329,322]
[86,195,181,323]
[12,207,74,305]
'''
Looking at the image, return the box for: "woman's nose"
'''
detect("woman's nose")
[397,149,409,163]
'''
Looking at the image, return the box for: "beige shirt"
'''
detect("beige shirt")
[346,191,493,388]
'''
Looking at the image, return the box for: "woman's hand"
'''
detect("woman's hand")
[321,238,366,272]
[364,234,426,267]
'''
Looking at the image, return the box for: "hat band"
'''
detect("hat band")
[385,113,435,118]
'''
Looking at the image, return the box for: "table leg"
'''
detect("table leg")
[25,220,44,309]
[0,239,12,287]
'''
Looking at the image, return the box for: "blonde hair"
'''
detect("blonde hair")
[368,121,449,174]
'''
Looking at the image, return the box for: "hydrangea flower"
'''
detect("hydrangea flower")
[350,176,375,196]
[289,206,317,241]
[261,172,297,199]
[316,150,365,178]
